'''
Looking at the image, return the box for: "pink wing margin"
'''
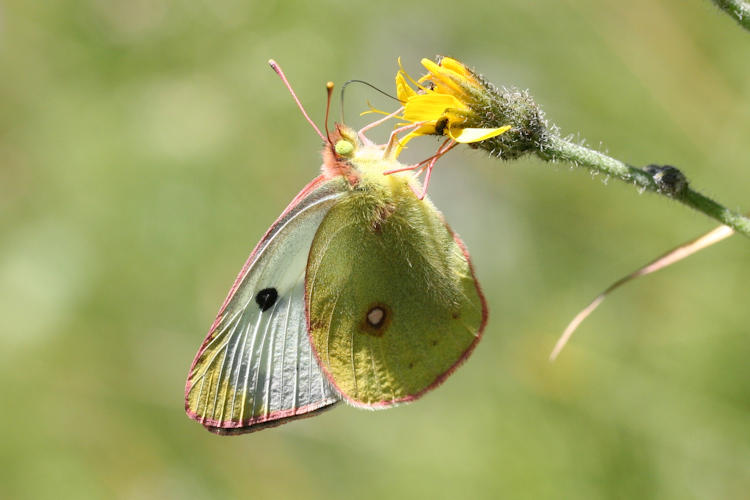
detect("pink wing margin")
[206,175,328,334]
[185,175,341,435]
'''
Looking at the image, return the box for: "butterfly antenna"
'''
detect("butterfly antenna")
[340,79,401,122]
[324,81,334,144]
[268,59,327,143]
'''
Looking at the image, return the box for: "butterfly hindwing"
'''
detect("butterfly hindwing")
[185,176,347,434]
[305,177,487,407]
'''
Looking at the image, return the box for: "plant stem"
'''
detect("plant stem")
[539,135,750,238]
[710,0,750,32]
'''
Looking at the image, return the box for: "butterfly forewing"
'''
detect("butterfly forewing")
[185,176,347,434]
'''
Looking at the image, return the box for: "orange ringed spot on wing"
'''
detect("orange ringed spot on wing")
[359,302,392,337]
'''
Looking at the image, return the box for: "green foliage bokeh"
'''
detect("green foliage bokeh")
[1,0,748,498]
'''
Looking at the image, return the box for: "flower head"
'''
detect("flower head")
[396,57,511,146]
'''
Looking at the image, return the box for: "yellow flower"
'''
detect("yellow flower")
[396,57,511,146]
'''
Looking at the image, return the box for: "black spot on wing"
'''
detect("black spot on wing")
[255,287,278,311]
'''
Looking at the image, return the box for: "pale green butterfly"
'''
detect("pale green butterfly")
[184,61,487,435]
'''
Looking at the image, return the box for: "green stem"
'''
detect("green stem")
[539,135,750,238]
[710,0,750,32]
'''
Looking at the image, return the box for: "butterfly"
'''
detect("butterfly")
[184,61,487,435]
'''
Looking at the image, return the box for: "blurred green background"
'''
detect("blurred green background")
[1,0,749,498]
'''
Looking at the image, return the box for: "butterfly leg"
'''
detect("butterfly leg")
[417,139,458,200]
[357,107,404,146]
[381,138,456,199]
[383,122,426,158]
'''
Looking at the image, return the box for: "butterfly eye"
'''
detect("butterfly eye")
[334,139,355,157]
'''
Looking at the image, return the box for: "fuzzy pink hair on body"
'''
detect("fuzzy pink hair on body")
[321,148,357,184]
[320,126,360,185]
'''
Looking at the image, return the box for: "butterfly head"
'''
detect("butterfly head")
[324,122,421,200]
[268,60,418,193]
[321,123,362,184]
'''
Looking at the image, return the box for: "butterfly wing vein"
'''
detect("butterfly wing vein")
[185,180,346,432]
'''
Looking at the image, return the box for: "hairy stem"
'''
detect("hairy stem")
[710,0,750,32]
[538,135,750,238]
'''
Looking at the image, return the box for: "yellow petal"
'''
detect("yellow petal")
[420,58,443,76]
[419,58,468,96]
[395,72,416,102]
[360,108,405,120]
[392,126,434,157]
[398,57,429,93]
[414,123,438,135]
[438,57,474,80]
[448,125,511,143]
[403,93,466,122]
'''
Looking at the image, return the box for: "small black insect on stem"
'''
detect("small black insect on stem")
[644,164,689,197]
